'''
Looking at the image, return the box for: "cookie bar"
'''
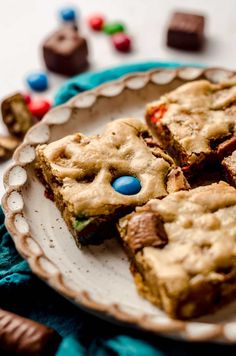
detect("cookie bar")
[222,150,236,187]
[118,182,236,319]
[146,79,236,176]
[36,118,188,246]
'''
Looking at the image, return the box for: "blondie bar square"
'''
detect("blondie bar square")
[146,79,236,176]
[118,182,236,319]
[36,118,188,246]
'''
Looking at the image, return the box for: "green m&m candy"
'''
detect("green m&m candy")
[103,22,125,35]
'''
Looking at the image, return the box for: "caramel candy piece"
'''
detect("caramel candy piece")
[167,11,205,50]
[0,135,20,161]
[0,309,61,355]
[126,212,168,253]
[42,24,89,76]
[1,93,33,138]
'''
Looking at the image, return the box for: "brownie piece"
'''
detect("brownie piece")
[118,182,236,319]
[167,11,205,51]
[146,79,236,176]
[1,93,33,137]
[36,118,189,246]
[42,24,88,76]
[222,150,236,186]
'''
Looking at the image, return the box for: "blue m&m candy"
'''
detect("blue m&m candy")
[59,7,77,22]
[112,176,141,195]
[26,72,48,92]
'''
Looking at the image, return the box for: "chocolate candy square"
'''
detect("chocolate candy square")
[167,11,205,51]
[1,93,33,138]
[42,24,88,76]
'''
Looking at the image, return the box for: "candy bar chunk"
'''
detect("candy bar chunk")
[36,118,188,246]
[0,309,61,355]
[1,93,33,138]
[146,79,236,176]
[118,182,236,319]
[0,135,20,161]
[42,24,88,76]
[167,11,205,50]
[222,150,236,187]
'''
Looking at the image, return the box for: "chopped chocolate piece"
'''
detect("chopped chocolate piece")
[42,24,89,76]
[217,136,236,161]
[126,212,168,254]
[167,11,205,51]
[0,308,61,355]
[0,135,20,161]
[222,150,236,187]
[1,93,33,138]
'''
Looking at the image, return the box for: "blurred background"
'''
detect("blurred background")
[0,0,235,97]
[0,0,235,196]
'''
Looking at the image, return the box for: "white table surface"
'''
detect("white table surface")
[0,0,235,199]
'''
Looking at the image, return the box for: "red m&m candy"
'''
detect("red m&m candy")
[28,99,51,120]
[23,93,31,105]
[112,33,131,52]
[88,15,105,31]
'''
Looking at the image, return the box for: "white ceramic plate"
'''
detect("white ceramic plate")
[3,67,236,343]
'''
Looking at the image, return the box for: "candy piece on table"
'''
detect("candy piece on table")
[23,93,31,104]
[1,93,33,137]
[42,24,89,76]
[59,7,77,22]
[0,135,20,161]
[0,308,61,355]
[112,33,131,52]
[26,71,49,92]
[88,15,105,31]
[103,22,125,35]
[28,98,51,120]
[112,176,141,195]
[167,11,205,51]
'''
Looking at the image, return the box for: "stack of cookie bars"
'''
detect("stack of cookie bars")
[36,78,236,319]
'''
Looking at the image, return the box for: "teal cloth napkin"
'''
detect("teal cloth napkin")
[1,61,235,355]
[54,60,199,105]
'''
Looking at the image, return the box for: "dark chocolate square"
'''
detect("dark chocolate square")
[167,11,205,50]
[43,25,88,76]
